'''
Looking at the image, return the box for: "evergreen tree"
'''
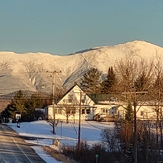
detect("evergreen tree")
[25,93,44,121]
[101,67,117,93]
[9,90,28,121]
[125,101,133,123]
[80,68,102,94]
[1,104,12,122]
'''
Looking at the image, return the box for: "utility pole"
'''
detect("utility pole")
[47,70,61,135]
[77,91,82,151]
[122,91,148,163]
[133,92,137,163]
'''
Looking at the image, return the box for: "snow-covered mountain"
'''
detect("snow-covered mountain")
[0,40,163,95]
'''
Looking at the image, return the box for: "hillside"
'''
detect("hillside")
[0,40,162,96]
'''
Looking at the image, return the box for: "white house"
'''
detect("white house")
[46,84,96,122]
[94,103,160,121]
[134,105,158,120]
[46,84,161,122]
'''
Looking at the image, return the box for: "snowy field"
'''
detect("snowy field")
[7,120,114,163]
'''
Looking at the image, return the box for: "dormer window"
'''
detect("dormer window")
[68,94,73,103]
[82,95,86,103]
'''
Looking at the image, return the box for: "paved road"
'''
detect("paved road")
[0,124,46,163]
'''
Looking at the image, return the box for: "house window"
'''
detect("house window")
[82,95,86,103]
[86,108,90,114]
[66,109,70,114]
[66,108,76,115]
[141,111,144,116]
[82,109,85,114]
[58,109,62,114]
[101,108,107,114]
[68,94,73,103]
[71,109,76,114]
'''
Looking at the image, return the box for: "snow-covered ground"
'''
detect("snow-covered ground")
[7,120,114,163]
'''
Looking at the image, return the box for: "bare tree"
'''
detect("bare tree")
[115,56,155,163]
[149,55,163,149]
[115,56,154,93]
[101,128,120,153]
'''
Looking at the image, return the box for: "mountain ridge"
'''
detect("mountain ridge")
[0,40,162,96]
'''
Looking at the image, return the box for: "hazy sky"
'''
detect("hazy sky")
[0,1,163,55]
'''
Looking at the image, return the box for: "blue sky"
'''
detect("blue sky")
[0,1,163,55]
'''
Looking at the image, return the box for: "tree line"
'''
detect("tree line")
[80,57,155,95]
[1,90,52,122]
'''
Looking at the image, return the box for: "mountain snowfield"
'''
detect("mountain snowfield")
[0,40,163,95]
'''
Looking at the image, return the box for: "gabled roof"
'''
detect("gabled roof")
[56,83,90,104]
